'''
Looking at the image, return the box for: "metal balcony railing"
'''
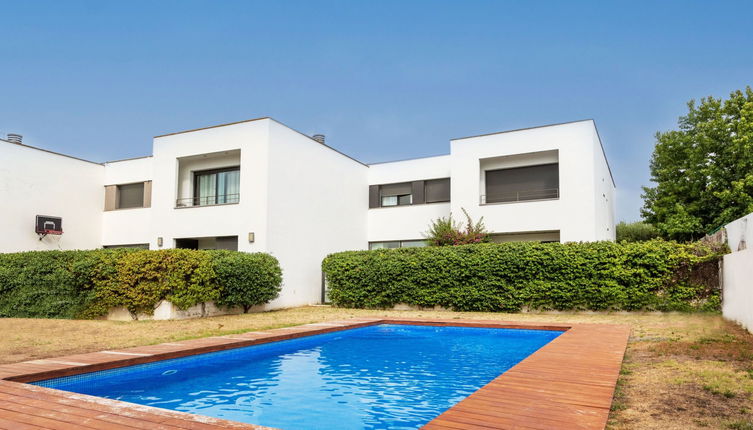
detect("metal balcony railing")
[176,194,240,207]
[480,188,559,204]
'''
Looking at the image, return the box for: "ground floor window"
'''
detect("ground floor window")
[369,239,428,250]
[488,230,560,243]
[175,236,238,250]
[103,243,149,249]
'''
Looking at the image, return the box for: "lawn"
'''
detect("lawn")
[1,306,751,429]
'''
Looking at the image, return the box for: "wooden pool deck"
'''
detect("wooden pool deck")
[0,317,630,429]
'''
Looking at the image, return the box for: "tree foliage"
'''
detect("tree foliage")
[424,208,490,246]
[642,87,753,241]
[616,221,660,242]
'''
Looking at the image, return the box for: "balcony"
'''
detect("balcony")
[480,150,559,206]
[176,193,240,208]
[480,188,559,204]
[175,149,241,209]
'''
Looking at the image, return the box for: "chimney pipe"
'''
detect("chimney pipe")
[312,134,325,144]
[6,133,22,144]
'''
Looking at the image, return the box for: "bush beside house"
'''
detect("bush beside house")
[322,240,723,312]
[0,249,282,319]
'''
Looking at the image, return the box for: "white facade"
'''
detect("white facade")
[722,212,753,333]
[0,140,104,252]
[0,118,615,307]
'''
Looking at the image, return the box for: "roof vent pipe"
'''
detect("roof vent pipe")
[312,134,325,144]
[6,133,22,144]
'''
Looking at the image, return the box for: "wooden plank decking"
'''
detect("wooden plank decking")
[0,317,630,429]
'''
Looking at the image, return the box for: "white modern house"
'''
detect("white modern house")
[0,118,615,308]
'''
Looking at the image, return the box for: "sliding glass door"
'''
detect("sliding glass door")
[194,167,240,206]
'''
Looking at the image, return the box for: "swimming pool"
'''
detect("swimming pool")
[34,324,562,429]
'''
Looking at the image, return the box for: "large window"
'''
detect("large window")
[379,182,412,207]
[369,178,450,208]
[484,163,559,204]
[369,240,428,250]
[194,167,240,206]
[117,183,145,209]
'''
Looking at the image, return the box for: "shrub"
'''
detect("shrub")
[0,248,282,319]
[425,208,490,246]
[616,221,661,242]
[211,250,283,312]
[322,240,723,312]
[0,250,91,318]
[83,249,219,317]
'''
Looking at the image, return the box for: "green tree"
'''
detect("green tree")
[642,87,753,241]
[615,221,660,242]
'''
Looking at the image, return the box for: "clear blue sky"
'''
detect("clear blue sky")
[2,1,751,221]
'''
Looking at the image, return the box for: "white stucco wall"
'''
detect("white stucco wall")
[266,120,368,307]
[149,119,270,253]
[368,155,451,242]
[725,213,751,252]
[449,120,607,242]
[722,249,753,332]
[102,157,153,246]
[721,212,753,333]
[592,128,616,241]
[0,140,104,252]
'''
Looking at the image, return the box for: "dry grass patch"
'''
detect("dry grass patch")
[1,307,752,429]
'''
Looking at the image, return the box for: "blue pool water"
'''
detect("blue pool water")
[35,324,561,429]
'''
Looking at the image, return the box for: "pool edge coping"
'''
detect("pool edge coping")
[0,317,630,430]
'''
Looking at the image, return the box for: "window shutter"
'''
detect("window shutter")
[485,163,559,203]
[369,185,379,208]
[143,181,152,208]
[104,185,117,211]
[425,178,451,203]
[411,181,425,205]
[379,182,412,196]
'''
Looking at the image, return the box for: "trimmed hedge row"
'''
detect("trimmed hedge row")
[322,240,723,312]
[0,249,282,319]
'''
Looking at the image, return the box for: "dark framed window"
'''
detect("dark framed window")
[369,178,450,208]
[117,183,145,209]
[193,167,240,206]
[369,240,428,250]
[379,182,412,207]
[484,163,559,204]
[103,243,149,249]
[425,178,450,203]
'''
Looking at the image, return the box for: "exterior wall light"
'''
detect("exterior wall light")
[248,232,255,243]
[157,237,163,247]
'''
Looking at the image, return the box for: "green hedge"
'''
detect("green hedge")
[0,249,282,319]
[322,240,723,312]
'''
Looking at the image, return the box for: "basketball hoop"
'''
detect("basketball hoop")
[35,216,63,241]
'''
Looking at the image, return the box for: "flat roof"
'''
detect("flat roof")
[153,116,270,138]
[104,155,153,164]
[0,137,103,166]
[450,118,593,141]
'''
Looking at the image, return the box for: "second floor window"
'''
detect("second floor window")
[194,167,240,206]
[117,183,145,209]
[369,178,451,208]
[379,182,412,207]
[484,163,559,204]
